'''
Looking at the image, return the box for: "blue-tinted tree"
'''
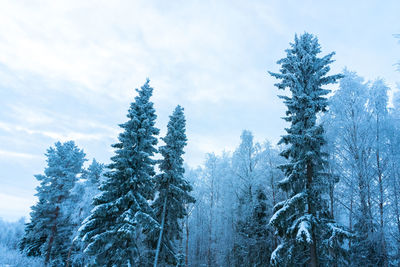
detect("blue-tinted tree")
[20,141,86,266]
[327,70,388,266]
[148,105,195,267]
[234,186,273,267]
[79,80,160,266]
[66,159,104,266]
[368,79,390,266]
[268,33,350,266]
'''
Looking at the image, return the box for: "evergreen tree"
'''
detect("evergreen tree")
[234,186,273,267]
[148,105,195,267]
[66,159,104,266]
[79,80,160,266]
[83,159,104,185]
[20,141,86,265]
[20,198,48,257]
[268,33,350,266]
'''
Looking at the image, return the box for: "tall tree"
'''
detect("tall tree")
[369,79,390,266]
[327,70,385,266]
[79,80,160,266]
[204,153,218,267]
[268,33,350,266]
[149,105,195,267]
[20,141,86,266]
[388,91,400,266]
[232,130,265,267]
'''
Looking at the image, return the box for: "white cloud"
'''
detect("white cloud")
[0,0,399,221]
[0,121,112,142]
[0,0,287,104]
[0,149,41,160]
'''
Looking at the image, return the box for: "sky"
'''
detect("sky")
[0,0,399,221]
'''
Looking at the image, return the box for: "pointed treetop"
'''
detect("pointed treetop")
[161,105,187,152]
[269,32,343,96]
[85,159,104,184]
[136,78,152,101]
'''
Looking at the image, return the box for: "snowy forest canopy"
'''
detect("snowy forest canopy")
[2,33,400,266]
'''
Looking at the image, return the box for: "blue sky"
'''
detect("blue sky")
[0,0,399,221]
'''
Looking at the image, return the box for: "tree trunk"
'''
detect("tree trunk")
[186,215,189,267]
[65,242,73,267]
[349,181,354,249]
[393,169,400,267]
[376,116,388,267]
[45,196,61,265]
[208,184,214,267]
[306,162,318,267]
[359,172,369,224]
[329,177,334,218]
[367,180,372,218]
[66,207,82,267]
[270,159,278,250]
[154,195,168,267]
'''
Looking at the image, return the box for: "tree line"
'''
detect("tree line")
[13,32,400,266]
[184,34,400,266]
[19,80,194,266]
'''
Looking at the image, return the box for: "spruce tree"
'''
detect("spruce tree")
[83,159,104,185]
[20,141,86,265]
[234,186,273,267]
[79,80,160,266]
[149,105,195,267]
[268,33,350,266]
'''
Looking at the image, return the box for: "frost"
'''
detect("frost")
[269,192,306,226]
[296,220,312,243]
[270,244,284,266]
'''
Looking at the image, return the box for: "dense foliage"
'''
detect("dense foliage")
[4,32,400,267]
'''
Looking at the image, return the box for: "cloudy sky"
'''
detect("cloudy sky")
[0,0,399,221]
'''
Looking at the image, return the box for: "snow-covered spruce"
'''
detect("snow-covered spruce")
[20,141,86,265]
[145,105,195,267]
[268,33,351,266]
[79,80,160,266]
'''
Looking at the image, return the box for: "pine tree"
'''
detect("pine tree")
[79,79,160,266]
[148,105,195,267]
[268,33,351,266]
[20,141,86,265]
[20,198,48,257]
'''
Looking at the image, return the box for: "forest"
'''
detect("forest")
[1,32,400,267]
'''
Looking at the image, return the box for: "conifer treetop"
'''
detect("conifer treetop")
[79,80,160,266]
[268,33,350,266]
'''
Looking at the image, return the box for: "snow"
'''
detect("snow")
[296,220,313,244]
